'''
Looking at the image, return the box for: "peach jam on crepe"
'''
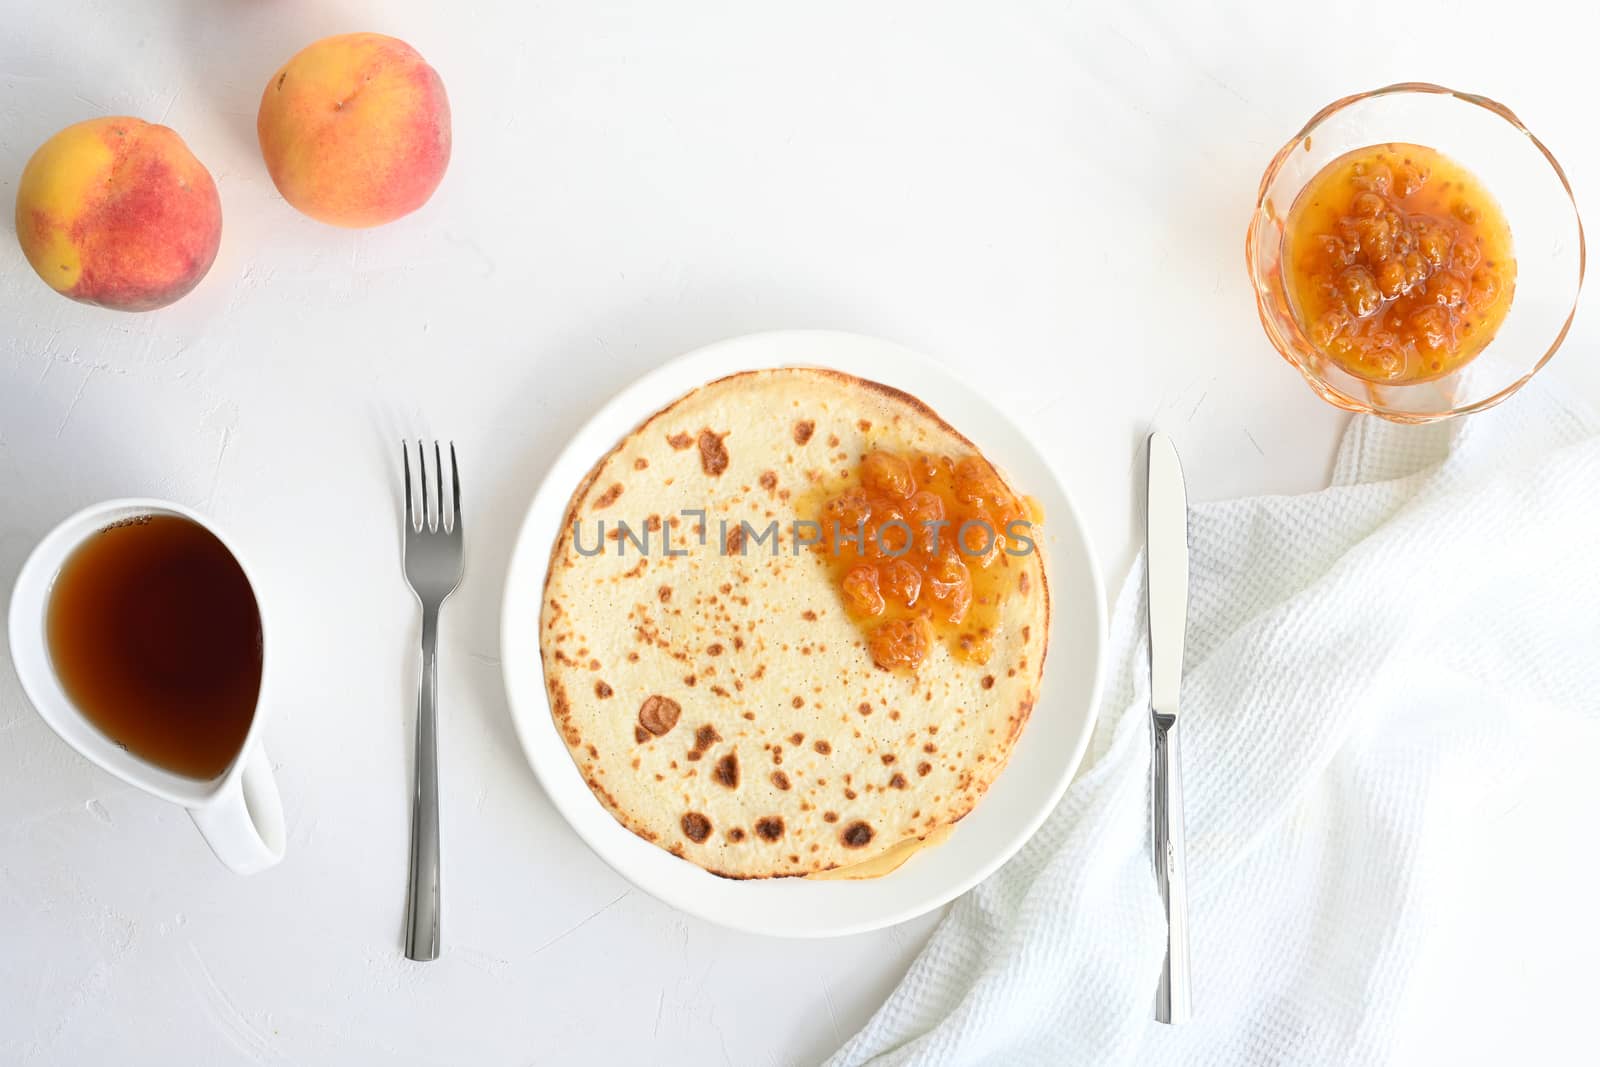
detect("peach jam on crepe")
[540,368,1048,879]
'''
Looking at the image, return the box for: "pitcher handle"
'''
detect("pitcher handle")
[190,742,286,874]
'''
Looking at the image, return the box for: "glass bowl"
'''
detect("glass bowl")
[1247,83,1584,422]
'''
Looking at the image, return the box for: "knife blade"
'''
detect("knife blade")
[1146,432,1192,1024]
[1147,433,1189,718]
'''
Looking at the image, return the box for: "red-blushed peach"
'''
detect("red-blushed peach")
[14,117,223,311]
[257,33,450,228]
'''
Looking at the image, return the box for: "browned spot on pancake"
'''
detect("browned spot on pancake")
[725,525,744,553]
[694,724,721,750]
[813,740,832,755]
[771,770,791,790]
[785,733,802,747]
[634,725,650,743]
[713,751,740,788]
[586,776,617,807]
[668,432,693,450]
[728,827,746,842]
[627,651,640,662]
[881,754,896,765]
[793,420,815,445]
[681,812,712,843]
[634,457,648,470]
[658,585,672,602]
[823,811,839,823]
[595,681,613,698]
[857,702,873,717]
[1018,571,1030,595]
[755,816,785,841]
[923,742,937,753]
[981,675,995,690]
[1021,625,1031,641]
[771,748,784,765]
[698,430,729,476]
[827,433,840,447]
[857,419,872,432]
[707,643,724,656]
[889,773,908,790]
[639,695,682,736]
[844,788,858,800]
[917,761,932,776]
[791,697,804,709]
[646,514,662,532]
[685,674,696,686]
[841,821,874,848]
[802,610,818,622]
[759,470,778,494]
[594,483,623,509]
[733,636,745,651]
[710,685,730,698]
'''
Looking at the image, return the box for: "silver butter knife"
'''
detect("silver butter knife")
[1146,432,1192,1024]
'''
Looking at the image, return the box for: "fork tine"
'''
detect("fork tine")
[418,439,432,531]
[450,442,461,531]
[434,441,446,532]
[403,441,415,531]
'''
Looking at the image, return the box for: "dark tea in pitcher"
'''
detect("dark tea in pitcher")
[46,514,263,779]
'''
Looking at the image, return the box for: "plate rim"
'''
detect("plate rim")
[500,329,1107,937]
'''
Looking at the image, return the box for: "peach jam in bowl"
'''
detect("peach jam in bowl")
[1247,84,1583,422]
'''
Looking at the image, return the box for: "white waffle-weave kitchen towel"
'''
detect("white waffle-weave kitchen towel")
[831,378,1600,1066]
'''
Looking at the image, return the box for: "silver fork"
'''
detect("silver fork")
[401,441,463,962]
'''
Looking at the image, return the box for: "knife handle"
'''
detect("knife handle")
[1151,711,1191,1024]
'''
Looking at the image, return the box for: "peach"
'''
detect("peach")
[257,33,450,228]
[14,117,222,311]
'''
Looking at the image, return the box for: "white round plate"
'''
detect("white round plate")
[501,330,1106,937]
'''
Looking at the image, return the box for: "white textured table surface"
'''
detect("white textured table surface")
[3,2,1596,1064]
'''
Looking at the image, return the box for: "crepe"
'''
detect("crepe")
[806,824,955,880]
[540,368,1049,878]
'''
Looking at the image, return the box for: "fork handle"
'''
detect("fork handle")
[1152,710,1191,1023]
[405,606,441,961]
